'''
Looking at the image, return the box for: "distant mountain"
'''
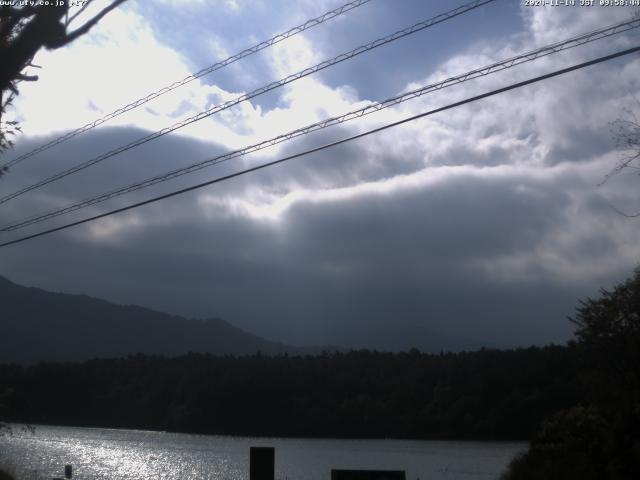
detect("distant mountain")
[0,276,301,363]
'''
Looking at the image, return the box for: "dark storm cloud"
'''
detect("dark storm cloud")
[0,126,236,228]
[0,123,622,351]
[2,2,639,353]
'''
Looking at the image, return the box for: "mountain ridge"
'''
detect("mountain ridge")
[0,275,304,363]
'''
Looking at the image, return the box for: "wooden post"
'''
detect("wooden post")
[331,470,406,480]
[250,447,274,480]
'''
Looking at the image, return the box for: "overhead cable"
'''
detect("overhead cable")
[0,0,374,170]
[2,17,638,232]
[0,0,496,205]
[1,45,638,248]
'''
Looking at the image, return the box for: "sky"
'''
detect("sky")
[1,0,639,351]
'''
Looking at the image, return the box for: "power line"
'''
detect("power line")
[0,0,496,206]
[0,0,374,170]
[1,45,638,249]
[3,17,637,233]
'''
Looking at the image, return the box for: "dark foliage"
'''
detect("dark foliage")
[0,91,20,158]
[0,346,582,440]
[503,268,640,479]
[604,104,640,213]
[0,1,126,169]
[0,1,127,94]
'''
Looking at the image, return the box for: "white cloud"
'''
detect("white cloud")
[188,5,640,285]
[13,8,196,136]
[8,1,640,292]
[268,35,319,77]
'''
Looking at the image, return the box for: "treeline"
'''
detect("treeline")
[0,346,583,440]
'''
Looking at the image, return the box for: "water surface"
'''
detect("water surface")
[0,425,525,480]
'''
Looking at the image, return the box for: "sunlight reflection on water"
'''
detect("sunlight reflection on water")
[0,425,525,480]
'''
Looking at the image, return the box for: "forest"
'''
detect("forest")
[0,346,582,440]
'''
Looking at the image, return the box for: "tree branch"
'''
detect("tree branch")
[15,73,38,82]
[64,0,126,44]
[66,0,95,27]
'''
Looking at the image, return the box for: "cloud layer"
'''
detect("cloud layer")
[1,1,639,350]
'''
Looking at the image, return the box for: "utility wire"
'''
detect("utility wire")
[0,0,374,170]
[1,45,638,249]
[0,0,496,206]
[2,17,637,233]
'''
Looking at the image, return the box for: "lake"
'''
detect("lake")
[0,425,525,480]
